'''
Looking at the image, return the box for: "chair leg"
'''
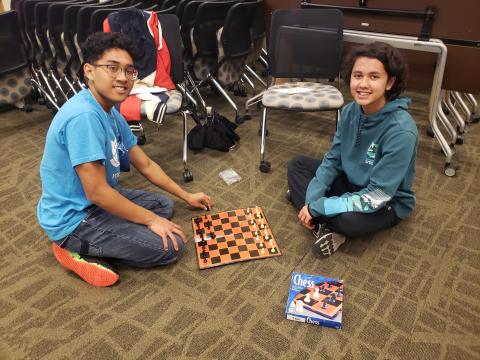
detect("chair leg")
[181,110,193,182]
[245,65,267,88]
[259,107,271,173]
[208,74,240,123]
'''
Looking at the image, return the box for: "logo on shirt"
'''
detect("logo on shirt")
[365,142,378,165]
[110,138,120,168]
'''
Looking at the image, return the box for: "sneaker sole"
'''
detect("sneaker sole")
[52,243,119,287]
[312,234,336,258]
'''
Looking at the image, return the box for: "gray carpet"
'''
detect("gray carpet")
[0,87,479,360]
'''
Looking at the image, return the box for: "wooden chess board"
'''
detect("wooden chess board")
[191,206,281,269]
[293,281,344,319]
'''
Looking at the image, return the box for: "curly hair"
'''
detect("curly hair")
[81,32,139,65]
[341,42,409,101]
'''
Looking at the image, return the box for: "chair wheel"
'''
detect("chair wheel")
[183,170,193,182]
[243,111,252,121]
[236,114,245,124]
[444,163,457,177]
[136,134,147,146]
[233,82,247,97]
[259,160,271,173]
[258,127,269,136]
[426,126,434,138]
[456,134,464,145]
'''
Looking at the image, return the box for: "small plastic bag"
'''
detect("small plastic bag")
[219,168,242,186]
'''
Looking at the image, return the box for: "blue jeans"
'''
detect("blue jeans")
[58,189,185,267]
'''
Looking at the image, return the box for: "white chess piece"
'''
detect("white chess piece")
[289,300,295,312]
[295,300,304,313]
[304,293,311,303]
[260,247,265,254]
[271,246,276,253]
[313,287,320,300]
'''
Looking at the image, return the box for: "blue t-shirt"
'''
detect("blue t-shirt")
[37,89,137,241]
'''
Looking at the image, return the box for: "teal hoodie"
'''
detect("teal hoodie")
[306,97,418,219]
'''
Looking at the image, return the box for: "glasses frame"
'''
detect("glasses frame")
[90,63,139,81]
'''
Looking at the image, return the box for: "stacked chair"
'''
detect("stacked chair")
[184,0,264,123]
[4,0,270,180]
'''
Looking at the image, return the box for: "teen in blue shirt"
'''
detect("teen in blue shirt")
[287,42,417,258]
[38,33,212,287]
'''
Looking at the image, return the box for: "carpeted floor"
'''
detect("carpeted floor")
[0,87,479,360]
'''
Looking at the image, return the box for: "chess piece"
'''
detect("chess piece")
[271,246,276,253]
[263,229,268,236]
[295,300,304,313]
[259,241,264,248]
[265,234,270,241]
[304,293,311,303]
[255,235,260,242]
[289,300,295,312]
[269,239,273,246]
[322,300,328,309]
[253,223,257,230]
[246,208,251,214]
[261,247,265,254]
[313,287,320,300]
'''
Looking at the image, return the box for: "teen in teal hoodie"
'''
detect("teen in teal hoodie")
[287,42,417,258]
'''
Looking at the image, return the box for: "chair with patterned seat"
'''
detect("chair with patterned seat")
[258,8,344,173]
[0,10,32,111]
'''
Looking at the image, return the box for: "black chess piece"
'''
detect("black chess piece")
[322,300,328,309]
[194,217,202,225]
[209,231,216,239]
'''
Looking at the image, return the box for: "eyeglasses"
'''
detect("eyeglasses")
[91,63,138,81]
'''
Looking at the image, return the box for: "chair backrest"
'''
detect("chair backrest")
[47,0,84,63]
[175,0,192,20]
[162,0,180,10]
[179,0,203,56]
[157,14,183,84]
[0,10,29,74]
[193,0,237,56]
[269,8,343,79]
[90,4,141,33]
[76,0,127,46]
[251,0,265,41]
[220,0,258,58]
[156,4,175,14]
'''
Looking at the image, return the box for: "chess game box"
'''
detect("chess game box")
[285,272,344,329]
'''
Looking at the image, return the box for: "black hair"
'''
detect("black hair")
[81,32,139,65]
[341,41,409,101]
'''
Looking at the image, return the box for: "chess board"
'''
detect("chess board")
[293,281,343,319]
[191,206,281,269]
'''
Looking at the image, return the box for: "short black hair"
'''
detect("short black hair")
[81,32,139,65]
[341,42,409,101]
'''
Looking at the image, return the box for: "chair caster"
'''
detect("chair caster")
[426,126,434,138]
[235,114,245,124]
[183,169,193,182]
[455,134,464,145]
[258,127,269,136]
[444,162,457,177]
[233,82,247,97]
[470,114,479,123]
[259,160,271,173]
[136,134,147,146]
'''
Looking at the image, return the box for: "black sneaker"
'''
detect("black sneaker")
[311,225,346,258]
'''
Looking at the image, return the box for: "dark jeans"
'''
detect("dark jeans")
[57,188,185,267]
[287,155,401,238]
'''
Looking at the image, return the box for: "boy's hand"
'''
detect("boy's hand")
[185,192,212,211]
[147,216,186,251]
[298,205,315,230]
